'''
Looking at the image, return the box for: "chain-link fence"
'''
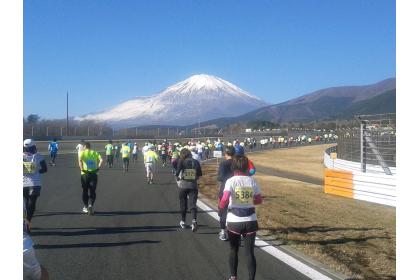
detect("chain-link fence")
[23,124,223,141]
[336,113,396,171]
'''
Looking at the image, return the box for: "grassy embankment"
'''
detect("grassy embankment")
[198,144,396,280]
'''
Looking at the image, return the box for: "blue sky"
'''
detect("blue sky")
[24,0,396,119]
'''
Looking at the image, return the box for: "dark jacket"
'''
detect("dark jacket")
[176,157,203,189]
[217,159,233,198]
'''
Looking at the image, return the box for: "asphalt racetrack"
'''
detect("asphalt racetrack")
[31,153,312,280]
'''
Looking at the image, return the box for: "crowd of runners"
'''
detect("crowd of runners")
[22,134,333,280]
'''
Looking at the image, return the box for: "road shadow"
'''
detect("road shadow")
[34,211,83,217]
[259,225,383,234]
[34,240,160,250]
[257,225,390,247]
[31,225,178,237]
[94,210,180,216]
[34,209,212,218]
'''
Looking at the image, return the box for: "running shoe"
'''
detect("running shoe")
[82,206,88,213]
[179,220,186,229]
[191,219,198,232]
[228,276,237,280]
[88,205,94,215]
[219,229,228,241]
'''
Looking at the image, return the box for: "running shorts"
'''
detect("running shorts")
[145,163,155,173]
[227,220,258,236]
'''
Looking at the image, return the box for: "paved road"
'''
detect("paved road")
[30,153,311,280]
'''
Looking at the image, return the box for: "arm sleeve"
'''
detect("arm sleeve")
[217,162,223,182]
[175,159,182,177]
[196,161,202,177]
[39,160,47,174]
[248,160,256,176]
[218,191,231,209]
[218,178,233,208]
[252,178,263,204]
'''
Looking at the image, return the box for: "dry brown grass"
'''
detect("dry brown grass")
[198,145,396,280]
[249,144,335,180]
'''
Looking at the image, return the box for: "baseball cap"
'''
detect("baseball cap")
[23,139,36,148]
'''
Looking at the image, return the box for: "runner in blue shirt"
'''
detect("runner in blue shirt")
[48,138,59,166]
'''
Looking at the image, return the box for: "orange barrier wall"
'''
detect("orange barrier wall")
[324,169,353,198]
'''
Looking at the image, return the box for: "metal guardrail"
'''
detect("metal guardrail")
[335,113,396,173]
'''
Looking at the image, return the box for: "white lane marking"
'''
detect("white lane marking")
[196,200,334,280]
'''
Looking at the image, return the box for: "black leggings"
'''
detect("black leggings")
[218,205,228,229]
[228,231,257,280]
[106,155,114,166]
[23,186,41,222]
[123,158,129,170]
[81,173,97,207]
[178,188,198,221]
[161,155,167,165]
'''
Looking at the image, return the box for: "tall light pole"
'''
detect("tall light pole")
[66,91,69,136]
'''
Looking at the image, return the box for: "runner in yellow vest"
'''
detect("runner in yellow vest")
[105,140,114,168]
[143,146,160,184]
[78,142,103,215]
[121,143,131,173]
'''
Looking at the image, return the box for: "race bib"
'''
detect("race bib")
[183,169,196,180]
[85,159,97,170]
[233,186,254,205]
[123,150,129,156]
[23,162,36,174]
[147,156,153,162]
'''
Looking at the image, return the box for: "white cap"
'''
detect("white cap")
[23,139,35,148]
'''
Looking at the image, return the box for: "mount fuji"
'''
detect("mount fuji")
[75,74,268,127]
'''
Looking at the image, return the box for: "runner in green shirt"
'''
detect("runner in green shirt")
[78,142,103,215]
[121,143,131,173]
[105,140,114,168]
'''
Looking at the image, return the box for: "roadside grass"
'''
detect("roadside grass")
[198,144,396,280]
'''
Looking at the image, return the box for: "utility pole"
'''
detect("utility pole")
[66,91,69,136]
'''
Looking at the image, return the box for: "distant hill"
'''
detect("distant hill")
[193,78,396,128]
[336,89,396,118]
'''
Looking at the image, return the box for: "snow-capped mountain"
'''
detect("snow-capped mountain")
[75,74,268,127]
